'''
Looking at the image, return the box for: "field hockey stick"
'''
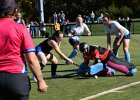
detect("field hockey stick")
[73,63,80,67]
[63,58,80,67]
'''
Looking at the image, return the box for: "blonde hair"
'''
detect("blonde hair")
[76,16,83,21]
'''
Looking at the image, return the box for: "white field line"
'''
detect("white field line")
[80,81,140,100]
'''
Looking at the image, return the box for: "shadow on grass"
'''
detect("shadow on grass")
[30,73,131,83]
[41,69,77,73]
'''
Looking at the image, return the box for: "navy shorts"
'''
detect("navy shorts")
[123,34,131,39]
[116,34,131,40]
[0,72,31,100]
[69,36,80,46]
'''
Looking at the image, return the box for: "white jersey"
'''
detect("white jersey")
[70,23,89,36]
[104,21,129,37]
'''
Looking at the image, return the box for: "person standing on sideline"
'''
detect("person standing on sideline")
[90,11,95,23]
[59,11,65,32]
[126,17,132,32]
[103,13,131,62]
[52,12,58,24]
[14,12,25,26]
[0,0,48,100]
[35,30,74,78]
[67,16,92,63]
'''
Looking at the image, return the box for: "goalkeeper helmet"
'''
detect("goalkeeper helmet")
[79,42,90,54]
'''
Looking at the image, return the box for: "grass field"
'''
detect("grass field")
[29,34,140,100]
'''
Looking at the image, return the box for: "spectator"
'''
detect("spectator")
[90,11,95,23]
[64,18,70,36]
[14,12,25,26]
[52,12,58,24]
[117,17,122,25]
[26,22,30,32]
[30,21,35,38]
[33,21,39,38]
[0,0,48,100]
[57,12,61,23]
[54,20,61,31]
[97,13,103,23]
[85,15,90,23]
[121,18,126,27]
[59,11,65,32]
[40,22,47,38]
[126,17,132,32]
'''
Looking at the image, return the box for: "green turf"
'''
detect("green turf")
[29,34,140,100]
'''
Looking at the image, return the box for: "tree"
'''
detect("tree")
[120,6,133,18]
[107,4,119,19]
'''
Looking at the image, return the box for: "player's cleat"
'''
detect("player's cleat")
[110,69,115,75]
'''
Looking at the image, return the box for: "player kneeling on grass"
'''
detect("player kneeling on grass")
[78,42,137,77]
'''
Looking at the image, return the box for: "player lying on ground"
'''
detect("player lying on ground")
[78,42,137,77]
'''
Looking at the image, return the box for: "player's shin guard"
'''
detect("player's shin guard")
[107,61,129,74]
[68,49,78,59]
[89,63,104,75]
[51,64,57,76]
[124,52,130,62]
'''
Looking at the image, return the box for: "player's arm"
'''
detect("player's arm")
[94,49,101,64]
[85,24,92,36]
[87,29,92,36]
[83,54,90,64]
[50,40,74,64]
[25,52,48,92]
[68,27,74,36]
[107,33,111,50]
[117,29,124,46]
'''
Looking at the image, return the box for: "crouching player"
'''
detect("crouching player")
[78,42,137,76]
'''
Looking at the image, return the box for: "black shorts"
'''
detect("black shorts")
[0,72,31,100]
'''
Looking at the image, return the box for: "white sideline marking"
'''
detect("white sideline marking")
[80,81,140,100]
